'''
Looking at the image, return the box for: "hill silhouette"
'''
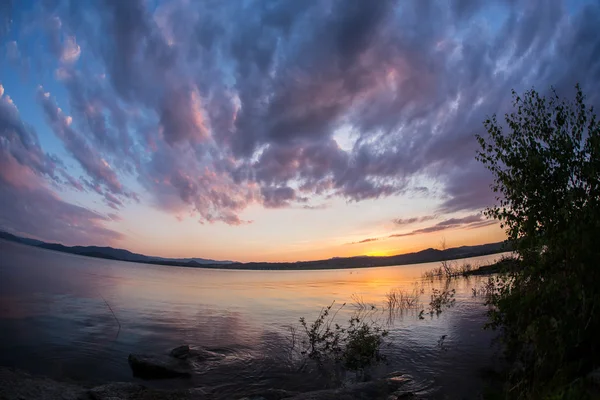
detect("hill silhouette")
[0,231,509,270]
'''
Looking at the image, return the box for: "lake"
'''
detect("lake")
[0,239,508,398]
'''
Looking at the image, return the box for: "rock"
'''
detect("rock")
[237,388,298,400]
[0,367,85,400]
[170,345,190,359]
[88,382,211,400]
[128,354,191,379]
[285,374,412,400]
[88,382,147,400]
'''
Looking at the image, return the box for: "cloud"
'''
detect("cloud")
[60,36,80,64]
[393,215,437,226]
[437,162,498,214]
[0,84,85,191]
[388,214,490,238]
[261,186,299,209]
[0,86,121,244]
[3,0,600,229]
[357,237,379,244]
[0,174,122,245]
[350,213,497,244]
[159,84,210,145]
[36,87,134,206]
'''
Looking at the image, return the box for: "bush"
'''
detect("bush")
[477,84,600,397]
[295,302,388,380]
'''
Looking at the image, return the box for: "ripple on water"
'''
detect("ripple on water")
[0,240,507,398]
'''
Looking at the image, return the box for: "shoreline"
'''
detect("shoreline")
[0,366,418,400]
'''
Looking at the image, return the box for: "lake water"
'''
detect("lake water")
[0,239,508,398]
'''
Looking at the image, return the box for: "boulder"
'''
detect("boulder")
[170,345,190,359]
[128,354,191,379]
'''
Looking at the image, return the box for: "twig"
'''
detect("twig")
[99,292,121,339]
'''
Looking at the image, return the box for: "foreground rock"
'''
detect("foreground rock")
[0,367,417,400]
[0,367,83,400]
[128,345,228,380]
[283,372,414,400]
[128,354,192,379]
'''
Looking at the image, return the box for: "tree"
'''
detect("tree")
[476,84,600,397]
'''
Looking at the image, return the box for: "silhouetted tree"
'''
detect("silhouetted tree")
[477,84,600,397]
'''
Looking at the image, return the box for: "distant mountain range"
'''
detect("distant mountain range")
[0,231,232,265]
[0,230,511,270]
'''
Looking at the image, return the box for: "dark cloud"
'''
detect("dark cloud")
[4,0,600,228]
[438,162,498,214]
[261,186,299,209]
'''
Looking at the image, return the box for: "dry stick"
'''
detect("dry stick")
[99,292,121,339]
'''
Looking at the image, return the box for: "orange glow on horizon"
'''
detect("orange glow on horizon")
[364,249,393,257]
[118,218,507,263]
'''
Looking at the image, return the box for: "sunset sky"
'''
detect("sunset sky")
[1,0,598,262]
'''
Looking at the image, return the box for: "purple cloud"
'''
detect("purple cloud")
[36,87,136,207]
[261,186,299,209]
[0,86,121,244]
[3,0,600,232]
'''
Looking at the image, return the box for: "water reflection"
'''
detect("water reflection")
[0,239,508,398]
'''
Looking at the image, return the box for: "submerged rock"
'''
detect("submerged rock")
[170,345,191,359]
[128,353,191,379]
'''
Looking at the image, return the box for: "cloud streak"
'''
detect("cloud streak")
[350,214,497,244]
[393,215,437,226]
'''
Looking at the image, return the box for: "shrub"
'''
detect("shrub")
[477,84,600,397]
[295,302,388,379]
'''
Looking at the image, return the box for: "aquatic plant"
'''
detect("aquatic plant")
[471,276,496,300]
[422,260,476,280]
[350,294,376,311]
[384,287,421,311]
[293,302,388,381]
[419,288,456,319]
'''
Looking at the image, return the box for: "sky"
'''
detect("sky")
[0,0,599,262]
